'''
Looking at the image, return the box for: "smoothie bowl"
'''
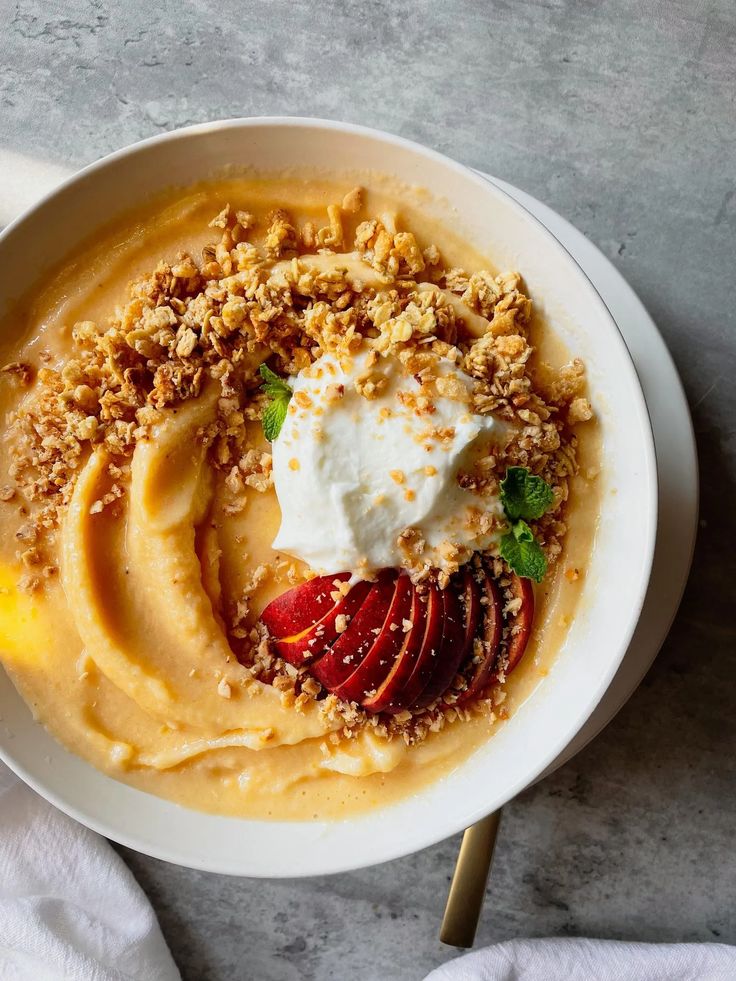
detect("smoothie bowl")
[0,119,656,874]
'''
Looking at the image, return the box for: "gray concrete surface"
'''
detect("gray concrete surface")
[2,1,735,978]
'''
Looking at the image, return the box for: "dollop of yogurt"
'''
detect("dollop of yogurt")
[271,350,504,574]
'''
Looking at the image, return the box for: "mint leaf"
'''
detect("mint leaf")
[499,519,548,582]
[262,397,289,441]
[511,519,534,543]
[259,363,292,398]
[500,466,554,521]
[259,363,292,441]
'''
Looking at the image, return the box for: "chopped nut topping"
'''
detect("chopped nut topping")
[568,397,593,424]
[341,187,364,213]
[354,370,388,400]
[334,614,349,633]
[294,391,313,410]
[324,383,345,404]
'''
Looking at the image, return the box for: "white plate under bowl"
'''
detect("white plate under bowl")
[0,119,657,876]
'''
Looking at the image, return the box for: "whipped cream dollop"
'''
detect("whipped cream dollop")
[271,350,504,574]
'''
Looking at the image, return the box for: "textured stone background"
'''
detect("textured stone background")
[2,1,735,978]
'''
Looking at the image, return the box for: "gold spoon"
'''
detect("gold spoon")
[440,809,502,947]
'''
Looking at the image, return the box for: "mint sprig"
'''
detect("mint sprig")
[259,363,292,441]
[500,466,555,521]
[499,519,548,583]
[498,467,554,582]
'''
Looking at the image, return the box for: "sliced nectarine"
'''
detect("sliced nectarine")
[361,584,426,713]
[504,574,534,674]
[456,567,502,705]
[260,559,536,714]
[459,565,483,656]
[261,572,351,639]
[312,571,397,690]
[386,582,444,712]
[334,574,414,703]
[261,574,372,667]
[415,580,466,708]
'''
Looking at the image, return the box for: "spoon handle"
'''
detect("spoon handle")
[440,809,502,948]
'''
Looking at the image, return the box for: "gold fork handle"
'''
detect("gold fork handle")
[439,809,502,948]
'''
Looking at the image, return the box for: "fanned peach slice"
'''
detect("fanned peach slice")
[386,583,444,712]
[334,574,414,704]
[504,574,535,674]
[312,571,398,690]
[456,567,503,705]
[360,584,426,713]
[261,573,371,666]
[261,572,350,638]
[415,580,466,708]
[459,566,483,656]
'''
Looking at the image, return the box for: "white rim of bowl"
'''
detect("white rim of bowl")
[0,117,658,874]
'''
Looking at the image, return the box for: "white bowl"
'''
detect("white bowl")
[0,118,657,876]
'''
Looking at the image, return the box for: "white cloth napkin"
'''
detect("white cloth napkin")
[0,761,180,981]
[0,148,72,227]
[425,938,736,981]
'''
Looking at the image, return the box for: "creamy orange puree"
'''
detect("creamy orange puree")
[0,178,599,819]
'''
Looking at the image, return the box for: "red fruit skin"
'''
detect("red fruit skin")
[334,574,414,703]
[455,567,502,705]
[504,574,534,673]
[260,572,351,640]
[414,580,466,708]
[268,578,373,666]
[386,583,444,712]
[459,566,483,655]
[361,585,426,713]
[312,572,397,690]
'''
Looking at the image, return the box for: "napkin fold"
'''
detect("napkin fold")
[0,762,180,981]
[425,937,736,981]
